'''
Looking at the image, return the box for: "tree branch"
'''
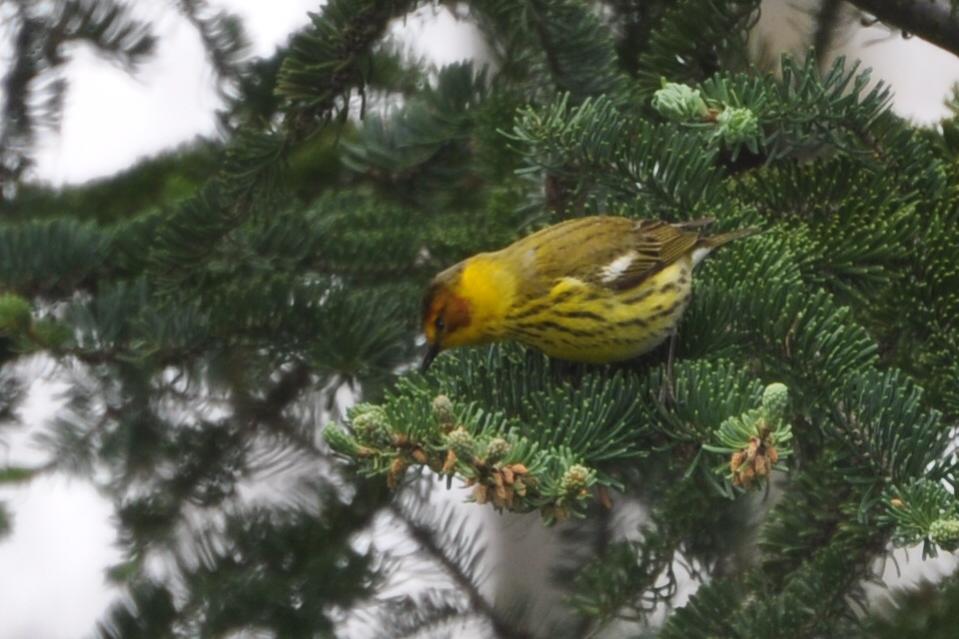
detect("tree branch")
[527,0,567,92]
[175,0,248,92]
[812,0,846,65]
[234,361,322,453]
[846,0,959,58]
[390,503,533,639]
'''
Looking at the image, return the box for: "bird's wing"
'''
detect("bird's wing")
[586,219,701,290]
[510,217,701,298]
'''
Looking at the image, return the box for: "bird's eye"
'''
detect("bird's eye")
[435,315,446,332]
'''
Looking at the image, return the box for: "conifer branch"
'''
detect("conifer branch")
[232,361,321,453]
[847,0,959,57]
[527,0,566,90]
[0,0,156,191]
[174,0,249,94]
[812,0,846,64]
[390,503,532,639]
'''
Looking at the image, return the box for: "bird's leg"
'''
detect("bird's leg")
[658,331,678,405]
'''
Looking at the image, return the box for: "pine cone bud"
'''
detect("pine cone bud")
[714,106,759,146]
[446,427,476,461]
[730,442,778,488]
[387,457,408,489]
[473,483,489,504]
[651,81,709,121]
[767,445,779,465]
[930,519,959,552]
[485,437,511,463]
[561,464,593,494]
[730,450,745,473]
[753,453,769,477]
[350,404,392,447]
[441,449,458,474]
[761,383,789,423]
[432,394,455,427]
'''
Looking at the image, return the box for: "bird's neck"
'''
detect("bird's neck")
[457,253,518,338]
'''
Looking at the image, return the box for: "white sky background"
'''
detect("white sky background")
[31,1,488,184]
[33,0,318,183]
[2,1,959,638]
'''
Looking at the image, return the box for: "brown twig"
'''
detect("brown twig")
[846,0,959,58]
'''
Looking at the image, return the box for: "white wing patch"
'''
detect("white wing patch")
[691,246,712,267]
[600,250,639,284]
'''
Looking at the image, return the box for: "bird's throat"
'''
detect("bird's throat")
[456,255,518,341]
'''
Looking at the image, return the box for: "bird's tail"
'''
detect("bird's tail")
[700,226,761,250]
[690,227,761,266]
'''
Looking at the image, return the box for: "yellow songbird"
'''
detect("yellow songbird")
[421,215,757,370]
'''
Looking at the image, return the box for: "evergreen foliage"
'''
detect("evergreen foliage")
[1,1,959,637]
[0,1,249,189]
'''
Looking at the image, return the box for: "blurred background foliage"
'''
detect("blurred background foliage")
[1,0,959,637]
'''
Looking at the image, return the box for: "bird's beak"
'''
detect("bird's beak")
[421,342,441,372]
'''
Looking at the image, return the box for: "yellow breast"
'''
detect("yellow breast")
[443,255,519,349]
[502,257,693,363]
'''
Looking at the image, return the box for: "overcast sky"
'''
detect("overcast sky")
[3,2,959,638]
[33,0,314,183]
[30,0,486,185]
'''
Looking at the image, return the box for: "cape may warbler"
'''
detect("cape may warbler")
[421,216,756,370]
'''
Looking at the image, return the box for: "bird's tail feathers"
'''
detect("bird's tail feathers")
[700,227,761,250]
[675,217,716,230]
[690,227,761,266]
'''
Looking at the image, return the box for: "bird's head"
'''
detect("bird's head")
[421,266,475,371]
[420,255,518,371]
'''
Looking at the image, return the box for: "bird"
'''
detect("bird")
[420,215,757,371]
